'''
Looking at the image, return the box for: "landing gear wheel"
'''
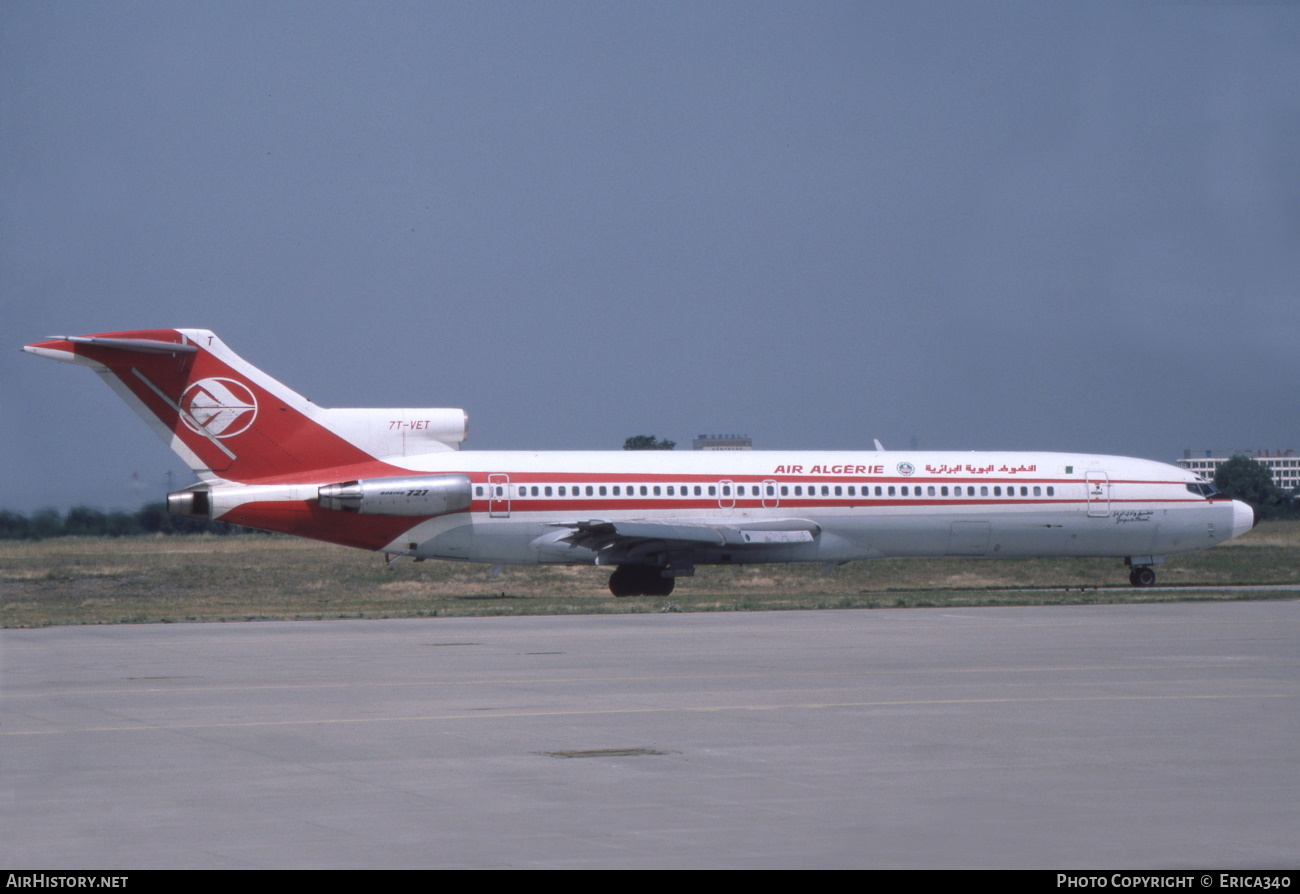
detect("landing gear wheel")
[1129,567,1156,587]
[608,565,636,597]
[648,573,675,597]
[608,565,675,597]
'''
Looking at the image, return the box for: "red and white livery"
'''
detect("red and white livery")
[24,329,1254,595]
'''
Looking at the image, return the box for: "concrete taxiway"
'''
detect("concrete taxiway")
[2,602,1296,868]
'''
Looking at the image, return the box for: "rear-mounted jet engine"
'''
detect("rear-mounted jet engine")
[317,474,472,516]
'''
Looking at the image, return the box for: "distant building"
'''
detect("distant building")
[1177,449,1299,492]
[692,433,752,451]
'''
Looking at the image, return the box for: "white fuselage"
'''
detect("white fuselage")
[312,450,1254,567]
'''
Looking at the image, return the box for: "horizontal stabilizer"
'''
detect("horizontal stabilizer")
[62,336,198,355]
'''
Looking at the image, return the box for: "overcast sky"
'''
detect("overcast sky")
[3,1,1297,512]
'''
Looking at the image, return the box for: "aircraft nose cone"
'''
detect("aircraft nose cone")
[1232,500,1255,540]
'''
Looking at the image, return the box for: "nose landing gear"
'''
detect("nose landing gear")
[1128,566,1156,587]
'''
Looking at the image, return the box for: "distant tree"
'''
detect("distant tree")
[135,502,173,534]
[0,510,29,540]
[1213,456,1284,513]
[623,435,675,451]
[28,509,63,540]
[0,504,274,539]
[105,510,143,537]
[63,506,108,537]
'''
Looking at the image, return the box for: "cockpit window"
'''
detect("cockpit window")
[1186,481,1222,498]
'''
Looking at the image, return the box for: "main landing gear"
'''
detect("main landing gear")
[608,565,675,597]
[1128,566,1157,587]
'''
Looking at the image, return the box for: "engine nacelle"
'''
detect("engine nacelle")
[317,474,472,516]
[167,486,212,519]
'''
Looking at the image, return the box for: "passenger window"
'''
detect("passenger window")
[653,486,661,496]
[475,486,484,497]
[941,486,948,496]
[585,486,594,496]
[599,486,607,496]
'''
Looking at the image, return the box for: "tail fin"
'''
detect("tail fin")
[23,329,467,484]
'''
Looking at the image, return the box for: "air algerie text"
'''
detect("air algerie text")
[772,465,884,475]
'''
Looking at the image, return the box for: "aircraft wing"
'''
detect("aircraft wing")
[554,517,821,566]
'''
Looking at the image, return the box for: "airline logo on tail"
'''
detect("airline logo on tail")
[181,378,258,438]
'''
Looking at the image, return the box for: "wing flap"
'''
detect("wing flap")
[557,517,820,553]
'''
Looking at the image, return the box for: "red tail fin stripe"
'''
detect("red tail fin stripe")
[26,329,467,485]
[128,367,239,463]
[31,330,380,482]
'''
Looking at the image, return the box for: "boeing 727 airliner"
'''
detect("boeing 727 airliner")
[24,329,1254,595]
